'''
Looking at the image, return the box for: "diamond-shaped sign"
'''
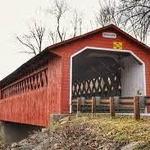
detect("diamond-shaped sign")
[113,42,123,50]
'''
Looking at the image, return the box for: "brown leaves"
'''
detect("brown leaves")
[4,115,150,150]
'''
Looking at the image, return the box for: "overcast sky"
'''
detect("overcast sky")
[0,0,101,80]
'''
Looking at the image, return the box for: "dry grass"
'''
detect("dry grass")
[72,114,150,141]
[56,114,150,149]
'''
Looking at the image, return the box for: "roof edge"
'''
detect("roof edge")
[46,24,150,51]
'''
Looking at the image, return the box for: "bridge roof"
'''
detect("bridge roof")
[0,50,57,87]
[1,24,150,87]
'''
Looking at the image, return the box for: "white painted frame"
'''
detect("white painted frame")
[69,46,146,113]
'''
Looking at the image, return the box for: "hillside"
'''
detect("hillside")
[3,114,150,150]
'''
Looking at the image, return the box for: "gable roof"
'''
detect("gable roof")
[46,24,150,52]
[1,24,150,87]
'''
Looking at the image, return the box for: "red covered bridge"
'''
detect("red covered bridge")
[0,24,150,127]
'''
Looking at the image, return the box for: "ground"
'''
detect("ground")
[2,114,150,149]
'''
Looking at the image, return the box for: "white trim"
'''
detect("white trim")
[69,46,146,113]
[69,55,73,113]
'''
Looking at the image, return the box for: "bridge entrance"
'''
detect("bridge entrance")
[70,48,145,112]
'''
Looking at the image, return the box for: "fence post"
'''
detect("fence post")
[77,98,81,113]
[91,97,96,113]
[110,97,115,118]
[134,96,140,120]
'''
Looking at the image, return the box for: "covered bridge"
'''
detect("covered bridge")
[0,24,150,126]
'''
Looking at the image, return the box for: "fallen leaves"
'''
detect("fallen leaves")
[3,114,150,149]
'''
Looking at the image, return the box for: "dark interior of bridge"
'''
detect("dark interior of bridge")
[72,49,144,100]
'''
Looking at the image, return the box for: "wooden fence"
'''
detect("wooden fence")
[71,96,150,120]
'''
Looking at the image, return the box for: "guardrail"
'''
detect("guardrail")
[71,96,149,120]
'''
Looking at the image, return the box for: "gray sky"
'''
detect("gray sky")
[0,0,100,80]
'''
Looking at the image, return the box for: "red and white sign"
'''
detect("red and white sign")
[102,32,117,39]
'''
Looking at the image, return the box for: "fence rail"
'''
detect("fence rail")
[71,96,150,120]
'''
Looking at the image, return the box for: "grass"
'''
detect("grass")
[91,115,150,142]
[54,114,150,149]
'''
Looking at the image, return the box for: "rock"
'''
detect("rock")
[53,143,61,149]
[60,116,70,124]
[33,138,50,150]
[41,128,48,133]
[11,142,18,148]
[121,142,141,150]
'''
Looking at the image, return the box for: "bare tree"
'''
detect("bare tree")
[71,10,83,37]
[48,31,59,44]
[17,21,46,55]
[48,0,68,42]
[48,0,84,43]
[17,0,85,55]
[119,0,150,42]
[95,0,123,27]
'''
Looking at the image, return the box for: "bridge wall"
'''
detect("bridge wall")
[47,56,62,117]
[0,56,62,126]
[0,88,48,126]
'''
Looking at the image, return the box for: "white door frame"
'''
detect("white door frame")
[69,46,146,113]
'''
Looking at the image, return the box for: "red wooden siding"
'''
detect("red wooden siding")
[0,88,48,126]
[47,56,62,119]
[0,56,62,126]
[1,67,48,99]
